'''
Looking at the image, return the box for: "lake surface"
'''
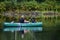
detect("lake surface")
[0,19,60,40]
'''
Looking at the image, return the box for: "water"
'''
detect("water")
[0,19,60,40]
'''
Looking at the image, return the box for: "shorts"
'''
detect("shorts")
[20,30,24,34]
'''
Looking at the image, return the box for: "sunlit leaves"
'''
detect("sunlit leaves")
[0,0,60,12]
[0,2,6,12]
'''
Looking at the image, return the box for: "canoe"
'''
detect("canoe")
[4,22,42,27]
[3,22,43,31]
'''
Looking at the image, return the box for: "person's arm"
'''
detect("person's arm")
[11,21,14,23]
[24,20,29,23]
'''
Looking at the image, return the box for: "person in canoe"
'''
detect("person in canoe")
[30,15,36,23]
[19,15,29,38]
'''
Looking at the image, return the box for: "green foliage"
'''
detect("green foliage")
[0,0,60,12]
[0,2,6,12]
[20,1,40,11]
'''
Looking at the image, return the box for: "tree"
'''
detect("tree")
[0,2,6,13]
[20,1,40,11]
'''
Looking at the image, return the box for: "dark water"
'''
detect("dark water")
[0,19,60,40]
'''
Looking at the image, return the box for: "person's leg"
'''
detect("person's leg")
[21,34,24,38]
[21,31,24,38]
[21,30,29,38]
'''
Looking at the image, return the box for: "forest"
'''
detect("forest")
[0,0,60,13]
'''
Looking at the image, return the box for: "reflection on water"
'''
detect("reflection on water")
[0,31,36,40]
[0,19,60,40]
